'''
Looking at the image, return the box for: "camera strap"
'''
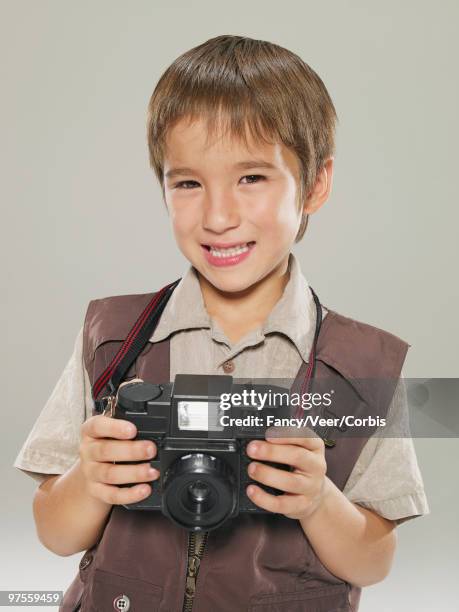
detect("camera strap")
[294,284,322,418]
[93,278,181,413]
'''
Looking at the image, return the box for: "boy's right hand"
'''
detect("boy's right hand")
[79,415,159,506]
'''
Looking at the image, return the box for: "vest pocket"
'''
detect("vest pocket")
[83,569,163,612]
[248,583,350,612]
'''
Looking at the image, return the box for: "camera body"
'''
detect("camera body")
[114,374,293,531]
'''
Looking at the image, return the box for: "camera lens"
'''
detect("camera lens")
[188,480,210,503]
[181,478,215,516]
[162,453,236,531]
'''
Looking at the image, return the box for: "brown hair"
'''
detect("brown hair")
[146,35,338,242]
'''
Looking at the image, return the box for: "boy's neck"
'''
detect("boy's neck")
[196,254,291,344]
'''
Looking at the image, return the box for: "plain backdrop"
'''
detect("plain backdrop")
[1,1,458,610]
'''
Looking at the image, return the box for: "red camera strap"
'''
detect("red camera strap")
[92,278,181,413]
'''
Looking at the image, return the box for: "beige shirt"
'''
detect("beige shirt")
[14,253,429,525]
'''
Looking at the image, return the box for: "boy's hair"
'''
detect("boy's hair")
[147,35,338,242]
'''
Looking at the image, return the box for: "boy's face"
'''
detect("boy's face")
[162,116,322,294]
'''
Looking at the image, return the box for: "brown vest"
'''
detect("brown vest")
[60,290,409,612]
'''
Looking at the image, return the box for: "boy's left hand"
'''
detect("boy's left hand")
[245,426,329,521]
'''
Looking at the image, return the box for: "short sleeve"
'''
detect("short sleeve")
[342,371,430,525]
[13,326,95,483]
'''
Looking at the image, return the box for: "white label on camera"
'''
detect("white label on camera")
[177,401,224,431]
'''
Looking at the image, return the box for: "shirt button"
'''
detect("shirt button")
[79,552,93,570]
[222,360,235,373]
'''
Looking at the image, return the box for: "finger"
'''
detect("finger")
[90,481,153,506]
[82,415,137,440]
[247,461,307,495]
[91,461,159,486]
[246,484,302,515]
[265,426,325,453]
[246,440,326,474]
[85,439,156,463]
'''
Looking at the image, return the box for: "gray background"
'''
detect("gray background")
[2,1,458,610]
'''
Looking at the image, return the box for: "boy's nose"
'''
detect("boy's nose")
[202,190,241,233]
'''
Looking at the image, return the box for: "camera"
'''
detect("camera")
[113,374,293,531]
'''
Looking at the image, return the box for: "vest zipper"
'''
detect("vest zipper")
[182,530,208,612]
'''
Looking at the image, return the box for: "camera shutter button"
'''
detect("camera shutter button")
[222,360,235,373]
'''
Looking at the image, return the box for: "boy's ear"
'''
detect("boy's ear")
[302,157,334,215]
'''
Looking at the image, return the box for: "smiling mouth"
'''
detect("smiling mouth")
[202,241,256,256]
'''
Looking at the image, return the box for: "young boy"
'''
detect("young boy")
[15,35,429,612]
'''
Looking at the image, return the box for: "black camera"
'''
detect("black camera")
[114,374,293,531]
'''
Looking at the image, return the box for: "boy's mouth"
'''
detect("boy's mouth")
[201,241,256,266]
[201,241,256,256]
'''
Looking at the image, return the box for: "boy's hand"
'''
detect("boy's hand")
[245,426,329,521]
[79,415,159,506]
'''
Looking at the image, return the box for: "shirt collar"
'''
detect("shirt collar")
[149,264,211,342]
[150,252,318,363]
[261,252,317,362]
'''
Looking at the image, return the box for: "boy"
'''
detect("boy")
[15,35,429,611]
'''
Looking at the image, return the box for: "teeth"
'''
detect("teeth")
[209,243,250,257]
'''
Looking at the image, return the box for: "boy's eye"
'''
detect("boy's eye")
[174,180,199,189]
[173,175,266,189]
[240,174,265,185]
